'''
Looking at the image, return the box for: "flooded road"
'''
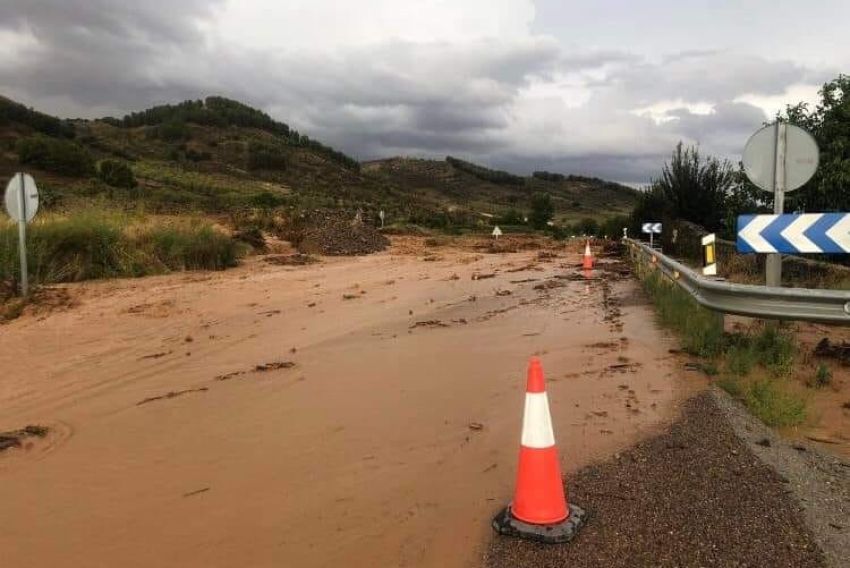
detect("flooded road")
[0,238,703,567]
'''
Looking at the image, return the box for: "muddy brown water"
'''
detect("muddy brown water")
[0,244,703,567]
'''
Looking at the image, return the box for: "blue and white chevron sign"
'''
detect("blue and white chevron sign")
[737,213,850,254]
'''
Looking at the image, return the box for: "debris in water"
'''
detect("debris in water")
[410,320,448,329]
[137,387,208,406]
[139,351,171,360]
[255,361,296,372]
[472,272,496,280]
[0,425,49,452]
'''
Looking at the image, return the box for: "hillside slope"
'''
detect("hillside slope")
[1,95,637,230]
[364,157,636,224]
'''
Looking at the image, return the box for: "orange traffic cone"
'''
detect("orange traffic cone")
[492,358,586,543]
[582,240,594,270]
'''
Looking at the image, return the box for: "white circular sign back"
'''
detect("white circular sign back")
[4,173,39,222]
[742,123,819,192]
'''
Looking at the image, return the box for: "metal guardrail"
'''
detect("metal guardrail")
[625,238,850,324]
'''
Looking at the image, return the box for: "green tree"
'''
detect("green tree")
[637,142,735,234]
[529,193,554,229]
[782,74,850,211]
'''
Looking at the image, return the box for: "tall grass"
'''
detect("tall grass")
[635,262,806,428]
[640,270,724,357]
[0,211,244,285]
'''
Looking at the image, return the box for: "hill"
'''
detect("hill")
[363,157,636,226]
[0,95,637,232]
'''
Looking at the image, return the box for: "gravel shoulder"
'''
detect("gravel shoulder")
[486,390,835,568]
[711,387,850,568]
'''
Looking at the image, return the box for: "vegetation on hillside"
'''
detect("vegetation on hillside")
[445,156,525,186]
[16,135,95,177]
[0,96,75,138]
[0,94,639,284]
[103,96,360,171]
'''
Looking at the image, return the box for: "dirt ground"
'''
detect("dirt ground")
[0,236,704,568]
[724,317,850,460]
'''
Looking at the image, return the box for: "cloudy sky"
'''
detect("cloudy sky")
[0,1,845,184]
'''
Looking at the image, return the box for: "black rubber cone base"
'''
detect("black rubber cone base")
[492,504,586,544]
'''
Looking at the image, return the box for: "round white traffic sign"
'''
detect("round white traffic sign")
[743,123,818,192]
[4,173,39,222]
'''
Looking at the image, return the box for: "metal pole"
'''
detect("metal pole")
[766,121,786,288]
[17,172,29,296]
[650,231,654,249]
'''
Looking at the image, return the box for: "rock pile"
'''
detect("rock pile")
[297,210,389,256]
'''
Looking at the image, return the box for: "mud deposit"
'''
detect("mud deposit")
[0,237,701,568]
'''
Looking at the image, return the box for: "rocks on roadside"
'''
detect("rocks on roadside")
[295,210,389,256]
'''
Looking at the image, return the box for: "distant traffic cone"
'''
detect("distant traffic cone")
[492,358,586,544]
[582,240,594,270]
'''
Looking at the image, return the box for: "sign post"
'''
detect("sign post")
[492,225,502,239]
[641,222,662,248]
[379,210,385,229]
[4,172,39,296]
[742,121,818,286]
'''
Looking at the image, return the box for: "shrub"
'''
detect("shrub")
[0,212,244,284]
[754,326,795,378]
[247,141,287,171]
[498,208,525,225]
[98,160,137,188]
[807,363,832,389]
[144,224,241,271]
[745,379,807,427]
[16,135,95,176]
[251,191,287,209]
[726,343,756,376]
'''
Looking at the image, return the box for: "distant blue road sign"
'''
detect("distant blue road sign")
[737,213,850,254]
[642,222,662,234]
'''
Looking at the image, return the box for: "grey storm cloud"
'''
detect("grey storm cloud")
[0,0,832,183]
[0,0,224,110]
[662,102,769,156]
[606,51,816,105]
